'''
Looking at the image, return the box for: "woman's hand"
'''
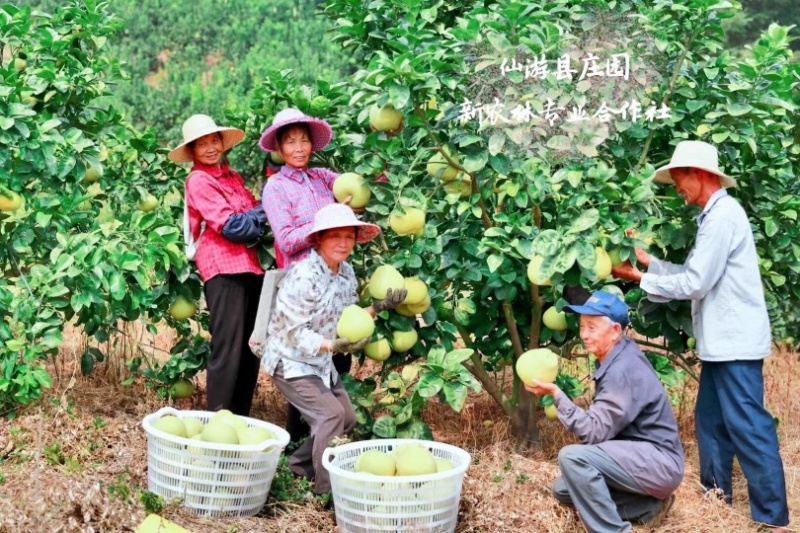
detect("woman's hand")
[523,379,561,397]
[372,288,408,312]
[341,195,366,214]
[328,337,370,354]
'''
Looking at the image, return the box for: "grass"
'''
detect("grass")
[0,324,797,532]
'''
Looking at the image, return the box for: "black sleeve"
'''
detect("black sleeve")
[222,206,268,243]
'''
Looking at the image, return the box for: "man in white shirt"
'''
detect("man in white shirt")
[612,141,788,532]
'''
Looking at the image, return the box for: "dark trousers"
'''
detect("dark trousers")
[696,359,789,527]
[286,353,351,444]
[203,273,263,417]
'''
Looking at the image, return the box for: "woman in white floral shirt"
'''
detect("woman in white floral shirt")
[262,203,406,497]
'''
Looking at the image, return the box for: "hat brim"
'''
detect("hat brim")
[168,127,245,163]
[259,116,332,154]
[563,303,606,317]
[307,220,382,245]
[654,163,736,188]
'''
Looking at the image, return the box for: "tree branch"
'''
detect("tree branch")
[455,322,512,416]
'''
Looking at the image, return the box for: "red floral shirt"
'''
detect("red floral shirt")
[185,163,264,282]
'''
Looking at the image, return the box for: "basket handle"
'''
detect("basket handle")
[321,447,339,470]
[152,406,182,418]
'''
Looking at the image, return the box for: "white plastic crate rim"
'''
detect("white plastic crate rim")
[142,406,290,517]
[322,438,471,533]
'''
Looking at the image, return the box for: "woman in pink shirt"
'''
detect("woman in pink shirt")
[259,108,358,445]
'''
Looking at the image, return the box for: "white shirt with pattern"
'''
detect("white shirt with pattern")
[261,249,358,388]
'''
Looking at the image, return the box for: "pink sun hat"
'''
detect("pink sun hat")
[307,204,381,245]
[259,108,333,153]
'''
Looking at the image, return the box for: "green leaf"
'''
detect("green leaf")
[567,208,599,234]
[444,348,474,369]
[416,373,444,398]
[726,103,752,117]
[396,419,433,440]
[441,383,468,412]
[487,254,504,273]
[372,415,397,438]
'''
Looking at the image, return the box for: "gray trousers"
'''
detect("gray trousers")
[270,363,355,494]
[554,444,664,533]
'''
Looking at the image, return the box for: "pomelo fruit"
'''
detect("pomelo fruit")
[333,172,371,208]
[336,304,375,343]
[390,330,418,352]
[364,337,391,362]
[170,296,197,320]
[369,104,403,132]
[527,255,552,286]
[368,264,405,299]
[389,207,425,236]
[355,449,396,476]
[426,146,459,181]
[542,307,568,331]
[515,348,559,384]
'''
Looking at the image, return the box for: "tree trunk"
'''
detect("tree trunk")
[509,389,541,451]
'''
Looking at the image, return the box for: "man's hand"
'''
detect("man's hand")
[524,379,561,397]
[611,260,644,282]
[329,337,370,354]
[340,195,366,214]
[372,288,408,312]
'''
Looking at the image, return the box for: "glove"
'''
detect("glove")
[329,336,370,354]
[372,288,408,312]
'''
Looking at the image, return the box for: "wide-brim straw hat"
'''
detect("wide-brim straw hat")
[168,114,245,163]
[307,204,381,245]
[654,140,736,188]
[259,108,332,153]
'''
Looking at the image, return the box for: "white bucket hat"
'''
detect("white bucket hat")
[654,140,736,188]
[259,108,333,153]
[307,204,381,245]
[168,114,245,163]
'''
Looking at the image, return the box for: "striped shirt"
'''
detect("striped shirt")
[185,163,264,282]
[261,249,358,388]
[640,189,772,361]
[261,166,337,268]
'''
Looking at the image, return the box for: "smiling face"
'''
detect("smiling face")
[579,314,621,360]
[277,124,313,169]
[317,227,357,272]
[190,132,224,166]
[669,167,705,206]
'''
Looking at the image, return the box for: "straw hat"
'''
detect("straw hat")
[168,114,245,163]
[307,204,381,245]
[654,140,736,188]
[259,108,333,153]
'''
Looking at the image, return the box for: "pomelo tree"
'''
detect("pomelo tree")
[235,0,799,446]
[0,1,209,413]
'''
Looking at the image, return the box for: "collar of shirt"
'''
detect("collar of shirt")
[592,336,631,381]
[192,162,231,179]
[280,165,310,183]
[697,188,728,227]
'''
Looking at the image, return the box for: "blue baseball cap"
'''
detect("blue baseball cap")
[563,290,629,327]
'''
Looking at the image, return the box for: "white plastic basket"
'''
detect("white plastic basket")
[322,439,471,533]
[142,406,290,517]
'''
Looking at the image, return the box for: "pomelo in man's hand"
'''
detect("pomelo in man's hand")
[336,304,375,343]
[368,264,405,299]
[333,172,371,208]
[516,348,559,384]
[608,248,623,267]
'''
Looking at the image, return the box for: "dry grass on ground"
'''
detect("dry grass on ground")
[0,326,798,532]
